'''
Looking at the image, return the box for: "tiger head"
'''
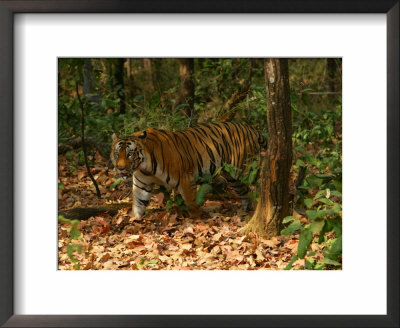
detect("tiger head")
[110,131,147,177]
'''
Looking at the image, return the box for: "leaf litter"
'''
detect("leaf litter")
[58,153,332,270]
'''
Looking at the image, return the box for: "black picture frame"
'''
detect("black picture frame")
[0,1,398,327]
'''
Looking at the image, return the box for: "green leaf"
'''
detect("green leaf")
[296,159,306,167]
[296,146,306,153]
[175,196,184,206]
[317,221,329,244]
[58,215,71,224]
[58,183,65,190]
[284,254,298,270]
[165,200,173,211]
[69,220,81,240]
[198,173,212,183]
[324,236,342,261]
[281,220,302,236]
[319,198,334,206]
[315,174,334,180]
[213,167,224,177]
[195,183,212,205]
[327,218,342,237]
[147,259,158,265]
[136,258,146,269]
[248,169,258,185]
[330,190,342,198]
[313,190,325,200]
[305,258,316,270]
[282,216,295,224]
[310,219,325,234]
[304,198,313,209]
[306,175,323,188]
[316,209,335,219]
[322,258,341,266]
[333,180,342,192]
[304,154,320,166]
[110,178,122,190]
[297,228,313,259]
[306,210,318,220]
[332,203,342,214]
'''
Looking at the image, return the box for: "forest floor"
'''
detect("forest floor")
[58,152,328,270]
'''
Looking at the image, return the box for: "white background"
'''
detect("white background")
[14,14,387,315]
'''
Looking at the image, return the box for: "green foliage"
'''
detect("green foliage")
[196,184,213,206]
[194,160,261,207]
[281,220,302,236]
[223,161,260,186]
[59,58,340,157]
[285,254,298,270]
[281,93,342,270]
[153,185,190,212]
[136,258,159,270]
[109,178,122,191]
[163,193,189,212]
[281,184,342,269]
[58,215,84,269]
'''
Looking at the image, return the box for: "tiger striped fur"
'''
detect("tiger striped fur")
[110,122,266,218]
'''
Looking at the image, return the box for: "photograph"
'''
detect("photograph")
[1,0,397,324]
[57,57,342,271]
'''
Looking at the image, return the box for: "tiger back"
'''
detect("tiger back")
[110,122,266,218]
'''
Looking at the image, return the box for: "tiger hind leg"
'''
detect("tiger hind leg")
[226,176,251,211]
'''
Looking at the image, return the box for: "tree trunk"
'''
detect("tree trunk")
[82,59,100,106]
[143,58,155,99]
[173,58,194,118]
[59,203,131,220]
[151,58,162,94]
[243,58,292,238]
[114,58,126,114]
[125,58,135,104]
[326,58,337,92]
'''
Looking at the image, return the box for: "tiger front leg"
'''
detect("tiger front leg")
[132,175,152,218]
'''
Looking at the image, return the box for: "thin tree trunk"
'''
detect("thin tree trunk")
[143,58,155,99]
[243,58,292,238]
[125,58,133,102]
[114,58,126,114]
[127,58,132,79]
[326,58,337,92]
[75,81,101,199]
[82,59,100,106]
[151,58,162,94]
[173,58,194,118]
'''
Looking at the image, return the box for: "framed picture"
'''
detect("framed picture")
[1,1,398,327]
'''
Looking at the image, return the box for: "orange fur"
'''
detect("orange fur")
[110,122,266,218]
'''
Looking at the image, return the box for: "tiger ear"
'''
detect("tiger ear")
[112,133,118,142]
[138,131,147,139]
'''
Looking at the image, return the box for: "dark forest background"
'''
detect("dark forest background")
[58,58,341,148]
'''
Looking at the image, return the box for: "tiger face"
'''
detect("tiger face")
[110,133,146,177]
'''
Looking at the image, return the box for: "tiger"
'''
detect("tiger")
[110,122,266,218]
